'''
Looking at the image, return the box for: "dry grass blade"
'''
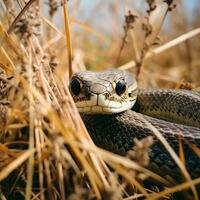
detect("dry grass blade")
[60,136,170,185]
[35,121,45,200]
[25,45,35,200]
[61,0,72,79]
[188,143,200,158]
[139,116,198,200]
[0,149,35,181]
[20,77,107,199]
[42,16,108,50]
[0,23,21,57]
[178,134,185,165]
[110,163,148,196]
[120,28,200,70]
[152,27,200,55]
[0,47,15,73]
[71,18,109,43]
[96,147,170,186]
[148,177,200,200]
[42,16,64,37]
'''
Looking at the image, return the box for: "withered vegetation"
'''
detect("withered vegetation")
[0,0,200,200]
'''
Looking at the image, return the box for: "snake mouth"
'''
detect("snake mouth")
[76,94,136,114]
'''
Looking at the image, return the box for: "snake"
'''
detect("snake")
[69,69,200,186]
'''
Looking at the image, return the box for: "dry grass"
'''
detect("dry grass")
[0,0,200,199]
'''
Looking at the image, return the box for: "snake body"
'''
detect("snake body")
[70,69,200,181]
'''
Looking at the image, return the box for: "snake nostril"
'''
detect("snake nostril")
[105,92,110,99]
[85,87,91,98]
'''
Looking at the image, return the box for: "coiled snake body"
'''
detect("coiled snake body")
[70,69,200,183]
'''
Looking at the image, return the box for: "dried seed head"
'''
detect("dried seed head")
[42,51,58,75]
[0,69,13,100]
[124,10,138,31]
[176,81,195,90]
[14,2,41,39]
[145,1,169,47]
[116,10,138,62]
[49,51,58,72]
[128,136,154,167]
[48,0,59,17]
[164,0,174,6]
[146,0,157,14]
[101,175,122,200]
[142,19,153,38]
[0,103,8,126]
[163,0,176,11]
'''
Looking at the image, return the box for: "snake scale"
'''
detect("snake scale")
[69,69,200,185]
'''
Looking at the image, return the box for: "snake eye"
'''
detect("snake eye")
[70,78,82,96]
[115,80,126,96]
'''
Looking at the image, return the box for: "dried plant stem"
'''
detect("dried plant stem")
[130,29,141,67]
[35,121,45,200]
[120,27,200,70]
[55,143,66,200]
[152,28,200,55]
[61,0,72,79]
[0,149,35,181]
[25,44,35,200]
[135,54,145,80]
[148,177,200,200]
[116,29,129,64]
[0,47,16,73]
[116,10,137,64]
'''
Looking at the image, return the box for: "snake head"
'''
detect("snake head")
[69,69,137,114]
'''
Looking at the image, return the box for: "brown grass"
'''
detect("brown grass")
[0,0,200,199]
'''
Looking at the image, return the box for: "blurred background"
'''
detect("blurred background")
[2,0,200,88]
[59,0,200,88]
